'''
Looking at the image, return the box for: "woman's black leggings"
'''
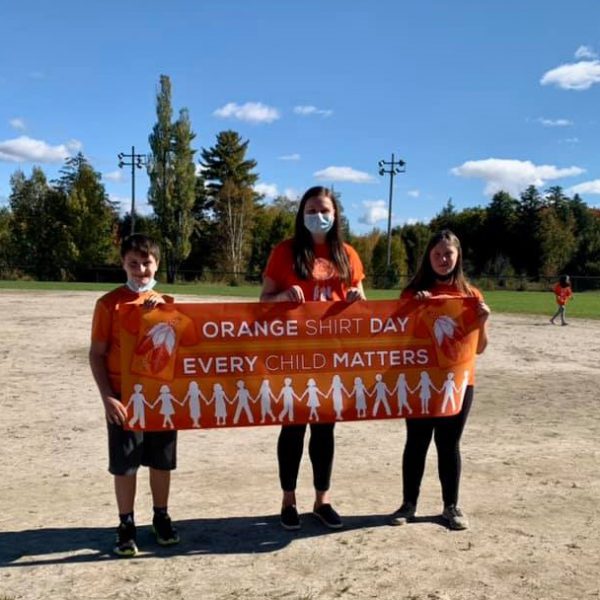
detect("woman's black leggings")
[402,386,474,507]
[278,423,335,492]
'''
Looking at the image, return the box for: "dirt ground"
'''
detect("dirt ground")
[0,290,598,600]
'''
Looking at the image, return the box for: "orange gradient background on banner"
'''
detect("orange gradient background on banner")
[120,298,481,431]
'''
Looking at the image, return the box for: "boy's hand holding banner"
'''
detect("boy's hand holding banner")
[120,298,481,431]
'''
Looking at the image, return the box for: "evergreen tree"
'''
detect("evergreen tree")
[200,130,259,281]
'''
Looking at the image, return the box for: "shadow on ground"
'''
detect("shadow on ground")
[0,512,447,566]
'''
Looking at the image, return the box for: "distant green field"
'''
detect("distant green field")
[0,280,598,319]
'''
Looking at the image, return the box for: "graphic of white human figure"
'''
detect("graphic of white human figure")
[231,380,254,425]
[391,373,414,416]
[351,376,371,418]
[414,371,439,415]
[371,373,392,417]
[255,378,277,424]
[326,374,349,420]
[301,378,326,422]
[277,377,299,423]
[206,383,229,426]
[153,384,178,429]
[180,381,206,428]
[440,372,460,414]
[458,370,469,410]
[126,383,152,429]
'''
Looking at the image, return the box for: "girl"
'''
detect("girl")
[260,186,365,531]
[390,229,490,530]
[550,275,573,326]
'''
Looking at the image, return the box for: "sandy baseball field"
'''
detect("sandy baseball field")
[0,290,598,600]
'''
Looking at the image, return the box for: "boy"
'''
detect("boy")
[89,234,180,557]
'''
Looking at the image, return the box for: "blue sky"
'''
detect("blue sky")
[1,0,600,234]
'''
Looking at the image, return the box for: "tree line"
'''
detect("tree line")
[1,75,600,289]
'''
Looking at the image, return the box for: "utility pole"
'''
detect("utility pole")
[378,153,406,266]
[118,146,147,235]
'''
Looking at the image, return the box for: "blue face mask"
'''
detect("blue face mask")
[304,212,335,235]
[126,278,157,293]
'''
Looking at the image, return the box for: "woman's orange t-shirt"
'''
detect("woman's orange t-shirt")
[264,239,365,301]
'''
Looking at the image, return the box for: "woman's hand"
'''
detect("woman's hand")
[284,285,305,303]
[414,290,432,300]
[345,287,365,303]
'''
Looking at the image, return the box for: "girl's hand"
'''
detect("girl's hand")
[476,301,491,324]
[345,287,365,303]
[414,290,432,300]
[284,285,305,303]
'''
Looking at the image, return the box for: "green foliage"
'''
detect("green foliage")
[199,130,260,281]
[370,232,407,288]
[147,75,197,283]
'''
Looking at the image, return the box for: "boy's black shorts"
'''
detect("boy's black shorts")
[107,422,177,476]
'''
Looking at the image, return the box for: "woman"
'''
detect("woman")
[260,186,365,530]
[390,229,490,530]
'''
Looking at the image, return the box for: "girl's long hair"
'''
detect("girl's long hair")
[292,186,351,283]
[404,229,473,295]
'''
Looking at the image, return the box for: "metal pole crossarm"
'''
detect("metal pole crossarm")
[117,146,147,235]
[378,153,406,267]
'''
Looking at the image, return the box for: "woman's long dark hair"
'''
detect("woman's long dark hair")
[292,186,351,283]
[404,229,473,295]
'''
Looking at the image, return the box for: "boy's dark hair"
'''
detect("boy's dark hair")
[404,229,473,295]
[292,186,351,284]
[559,274,571,287]
[120,234,161,262]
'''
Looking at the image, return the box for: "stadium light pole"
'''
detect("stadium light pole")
[118,146,147,235]
[378,153,406,267]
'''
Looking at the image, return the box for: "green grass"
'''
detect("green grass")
[0,280,598,318]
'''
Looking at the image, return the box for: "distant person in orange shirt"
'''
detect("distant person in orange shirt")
[260,186,366,531]
[89,234,180,557]
[390,229,490,531]
[550,275,573,326]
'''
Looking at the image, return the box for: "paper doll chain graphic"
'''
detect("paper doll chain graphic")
[126,370,471,430]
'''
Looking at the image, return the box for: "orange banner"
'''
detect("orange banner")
[120,298,481,431]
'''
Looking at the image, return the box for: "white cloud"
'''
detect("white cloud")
[540,60,600,90]
[293,105,333,117]
[575,45,597,60]
[213,102,280,124]
[407,189,420,198]
[538,117,572,127]
[314,166,374,183]
[451,158,585,196]
[359,199,388,225]
[566,179,600,195]
[104,170,125,183]
[278,153,301,161]
[9,117,26,131]
[0,135,82,163]
[254,182,279,198]
[283,187,299,200]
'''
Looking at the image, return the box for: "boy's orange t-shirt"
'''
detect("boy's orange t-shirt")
[263,239,365,301]
[91,286,172,393]
[553,283,573,305]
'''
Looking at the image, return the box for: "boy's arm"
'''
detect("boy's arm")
[89,340,128,425]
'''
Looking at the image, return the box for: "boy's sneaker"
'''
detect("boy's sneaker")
[389,502,416,526]
[312,503,343,529]
[280,505,301,530]
[152,513,180,546]
[113,521,138,557]
[442,505,469,530]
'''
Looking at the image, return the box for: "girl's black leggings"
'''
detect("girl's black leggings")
[402,386,474,507]
[278,423,335,492]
